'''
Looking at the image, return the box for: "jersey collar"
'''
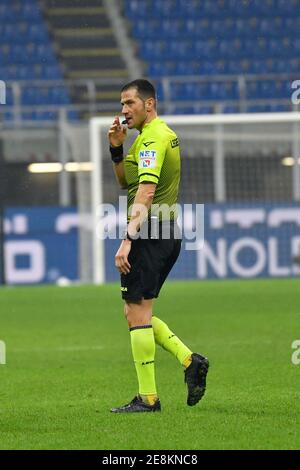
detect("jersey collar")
[140,117,160,133]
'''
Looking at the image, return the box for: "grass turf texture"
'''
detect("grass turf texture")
[0,279,299,450]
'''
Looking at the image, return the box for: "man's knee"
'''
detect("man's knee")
[124,300,140,321]
[123,300,152,328]
[124,303,130,320]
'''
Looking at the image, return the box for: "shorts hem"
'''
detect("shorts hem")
[121,293,158,302]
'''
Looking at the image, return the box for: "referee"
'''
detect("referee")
[108,79,209,413]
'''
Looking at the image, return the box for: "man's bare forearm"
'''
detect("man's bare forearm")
[113,161,128,189]
[127,183,156,237]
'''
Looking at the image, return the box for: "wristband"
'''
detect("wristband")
[126,231,135,242]
[110,144,123,163]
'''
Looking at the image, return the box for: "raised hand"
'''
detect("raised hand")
[108,116,127,148]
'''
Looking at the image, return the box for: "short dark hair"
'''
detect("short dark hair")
[121,79,156,101]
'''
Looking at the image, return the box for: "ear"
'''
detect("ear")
[146,97,154,111]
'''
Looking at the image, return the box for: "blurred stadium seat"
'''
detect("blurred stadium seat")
[0,0,299,123]
[125,0,300,112]
[0,0,69,121]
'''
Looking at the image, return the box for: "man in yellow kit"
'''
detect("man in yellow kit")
[108,79,209,413]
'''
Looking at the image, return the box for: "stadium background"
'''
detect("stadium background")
[0,0,300,451]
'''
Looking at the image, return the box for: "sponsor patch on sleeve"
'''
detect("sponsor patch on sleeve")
[171,138,179,148]
[139,150,157,168]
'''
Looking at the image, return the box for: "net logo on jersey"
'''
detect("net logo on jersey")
[139,150,157,168]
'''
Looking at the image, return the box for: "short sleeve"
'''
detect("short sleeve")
[137,137,168,184]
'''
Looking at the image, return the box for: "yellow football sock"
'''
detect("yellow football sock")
[130,325,157,397]
[152,316,193,367]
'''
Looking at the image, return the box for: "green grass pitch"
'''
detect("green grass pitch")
[0,279,299,450]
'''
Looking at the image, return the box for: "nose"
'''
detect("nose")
[122,103,128,114]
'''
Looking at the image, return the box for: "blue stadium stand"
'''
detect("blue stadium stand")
[124,0,300,113]
[0,0,74,122]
